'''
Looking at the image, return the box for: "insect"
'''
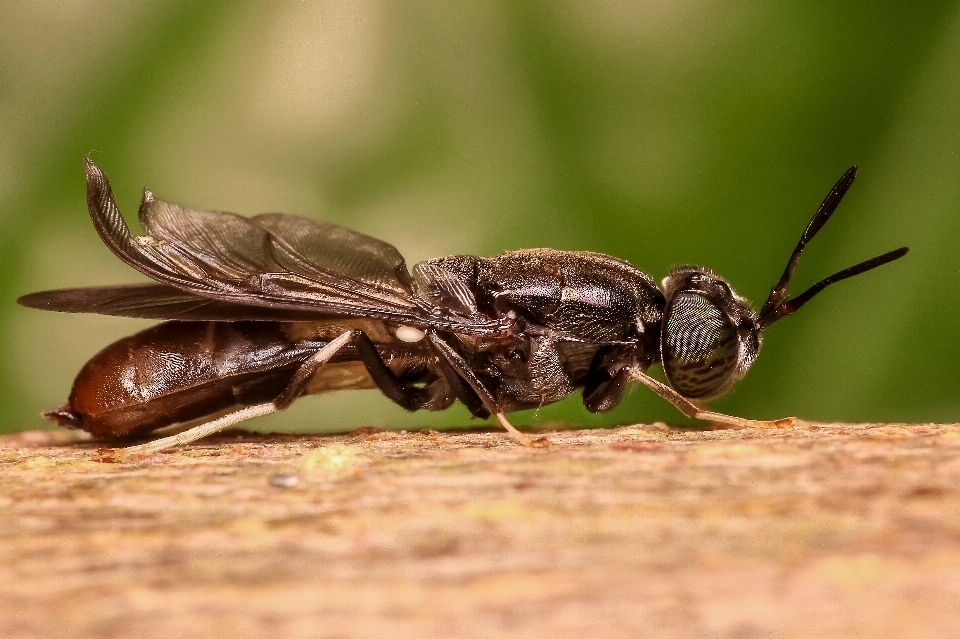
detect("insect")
[18,159,907,453]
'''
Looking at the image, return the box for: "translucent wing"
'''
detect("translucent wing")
[16,284,337,321]
[138,197,278,280]
[253,212,412,294]
[83,158,504,334]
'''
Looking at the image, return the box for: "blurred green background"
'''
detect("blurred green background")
[1,1,958,435]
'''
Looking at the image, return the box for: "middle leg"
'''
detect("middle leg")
[427,331,539,446]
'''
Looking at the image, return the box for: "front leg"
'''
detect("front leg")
[629,369,795,429]
[581,345,636,413]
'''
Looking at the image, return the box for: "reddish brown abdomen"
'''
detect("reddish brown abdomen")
[50,321,311,438]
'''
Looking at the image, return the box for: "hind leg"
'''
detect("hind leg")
[119,329,446,455]
[120,331,357,454]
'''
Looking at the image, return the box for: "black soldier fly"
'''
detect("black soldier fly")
[17,159,907,452]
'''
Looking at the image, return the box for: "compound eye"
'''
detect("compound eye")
[661,290,739,399]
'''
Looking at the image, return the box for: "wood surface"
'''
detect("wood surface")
[2,421,960,638]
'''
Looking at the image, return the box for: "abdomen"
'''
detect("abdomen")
[47,321,313,438]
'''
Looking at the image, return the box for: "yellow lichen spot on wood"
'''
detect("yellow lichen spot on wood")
[687,443,767,460]
[686,443,813,468]
[877,425,913,437]
[226,518,273,538]
[817,554,909,590]
[938,429,960,445]
[13,455,55,470]
[616,425,670,439]
[301,444,366,476]
[55,459,114,473]
[460,501,525,522]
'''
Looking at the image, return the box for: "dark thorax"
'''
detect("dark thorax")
[413,249,666,411]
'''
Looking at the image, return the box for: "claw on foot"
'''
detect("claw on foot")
[707,415,797,430]
[769,416,797,428]
[495,412,538,446]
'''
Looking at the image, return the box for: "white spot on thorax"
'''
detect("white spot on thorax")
[395,325,425,343]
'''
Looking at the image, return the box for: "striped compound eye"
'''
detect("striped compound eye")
[661,290,740,399]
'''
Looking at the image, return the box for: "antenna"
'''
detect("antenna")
[758,247,908,328]
[757,166,908,329]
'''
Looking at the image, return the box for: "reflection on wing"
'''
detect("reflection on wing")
[253,212,413,294]
[16,284,345,321]
[82,158,506,334]
[139,197,277,280]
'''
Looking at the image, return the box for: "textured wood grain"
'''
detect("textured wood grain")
[2,421,960,638]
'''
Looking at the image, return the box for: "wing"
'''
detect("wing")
[16,284,342,321]
[83,158,505,334]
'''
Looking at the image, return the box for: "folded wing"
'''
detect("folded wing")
[17,284,344,321]
[72,158,503,333]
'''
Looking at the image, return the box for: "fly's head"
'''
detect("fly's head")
[660,267,760,399]
[658,166,908,401]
